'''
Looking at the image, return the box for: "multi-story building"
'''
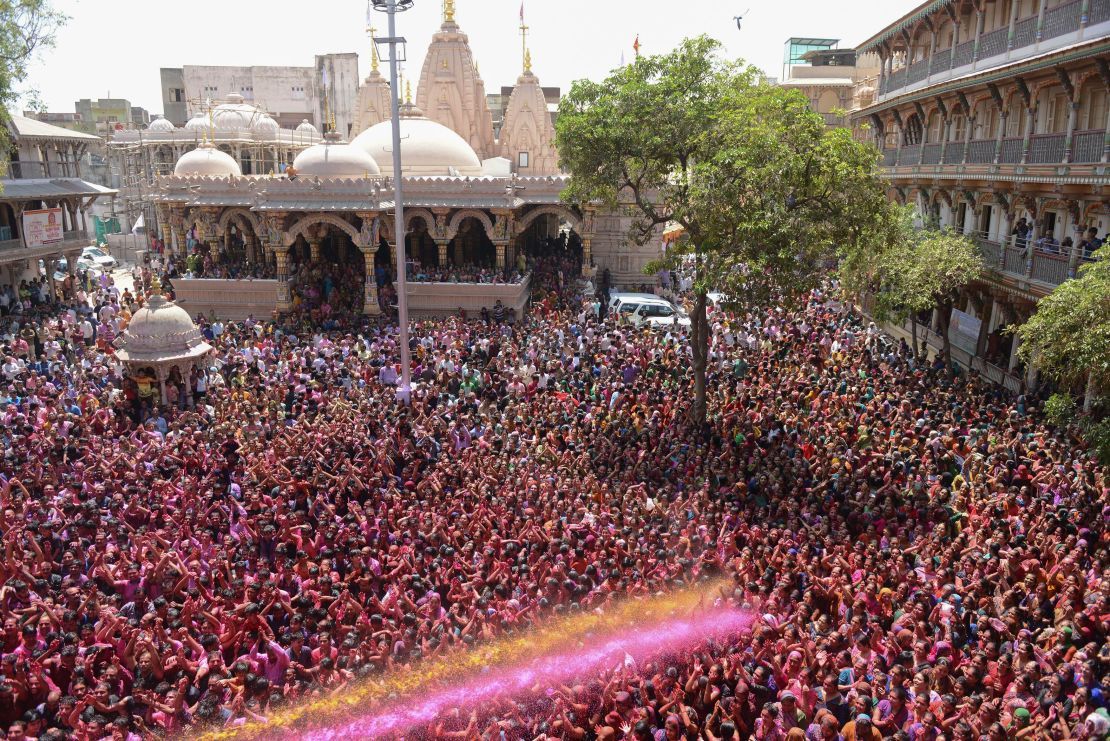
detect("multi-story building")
[780,40,880,127]
[0,115,113,288]
[159,54,360,138]
[850,0,1110,389]
[75,98,150,135]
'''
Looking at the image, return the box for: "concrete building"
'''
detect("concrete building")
[160,54,359,138]
[849,0,1110,390]
[780,42,880,127]
[75,98,150,135]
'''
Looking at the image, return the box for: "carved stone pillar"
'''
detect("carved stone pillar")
[274,245,292,313]
[308,237,323,264]
[582,238,593,275]
[244,235,256,264]
[437,241,448,267]
[494,241,507,269]
[360,247,381,316]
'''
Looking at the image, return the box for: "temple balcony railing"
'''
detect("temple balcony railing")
[878,128,1107,169]
[969,233,1086,291]
[875,0,1107,103]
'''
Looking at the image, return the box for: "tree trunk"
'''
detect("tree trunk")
[939,303,954,377]
[910,315,918,360]
[691,290,709,425]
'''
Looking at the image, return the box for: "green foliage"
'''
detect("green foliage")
[1040,392,1110,467]
[556,35,890,303]
[873,227,984,323]
[1015,250,1110,391]
[1043,393,1078,427]
[0,0,66,154]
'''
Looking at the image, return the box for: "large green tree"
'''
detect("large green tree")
[0,0,65,157]
[555,36,891,423]
[1016,250,1110,421]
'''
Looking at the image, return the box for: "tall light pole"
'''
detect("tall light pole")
[371,0,414,403]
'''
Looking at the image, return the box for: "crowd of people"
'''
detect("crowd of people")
[0,249,1105,741]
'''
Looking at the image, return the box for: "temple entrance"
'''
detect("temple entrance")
[406,217,439,268]
[517,212,581,262]
[287,226,366,317]
[450,217,495,267]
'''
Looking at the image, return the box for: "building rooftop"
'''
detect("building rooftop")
[7,115,102,142]
[855,0,952,53]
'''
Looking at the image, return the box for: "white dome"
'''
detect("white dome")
[296,119,319,135]
[212,94,261,131]
[351,111,482,176]
[148,116,175,132]
[184,115,208,131]
[253,115,280,137]
[115,292,212,364]
[292,136,381,178]
[174,144,242,177]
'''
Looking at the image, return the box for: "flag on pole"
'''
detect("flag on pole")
[633,34,641,57]
[519,1,524,24]
[131,212,145,236]
[322,66,330,88]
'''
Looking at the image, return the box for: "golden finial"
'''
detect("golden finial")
[524,49,532,73]
[444,0,455,23]
[405,80,413,105]
[150,273,162,296]
[368,24,379,72]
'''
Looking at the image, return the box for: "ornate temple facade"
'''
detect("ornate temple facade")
[147,3,656,318]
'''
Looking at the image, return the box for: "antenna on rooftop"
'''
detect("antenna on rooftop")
[734,9,750,31]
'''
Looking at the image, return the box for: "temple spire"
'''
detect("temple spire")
[368,23,379,72]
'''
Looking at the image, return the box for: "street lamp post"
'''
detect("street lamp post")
[371,0,414,403]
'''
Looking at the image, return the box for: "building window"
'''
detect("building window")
[518,151,529,168]
[291,85,306,100]
[203,85,219,97]
[170,88,184,103]
[241,86,254,100]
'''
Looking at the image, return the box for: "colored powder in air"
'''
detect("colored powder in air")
[195,580,749,741]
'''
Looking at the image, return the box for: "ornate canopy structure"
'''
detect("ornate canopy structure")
[114,280,213,400]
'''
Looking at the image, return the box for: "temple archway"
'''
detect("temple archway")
[450,217,495,267]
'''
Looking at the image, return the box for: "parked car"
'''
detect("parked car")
[608,292,662,319]
[627,297,691,329]
[80,246,117,272]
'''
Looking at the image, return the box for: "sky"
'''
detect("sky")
[24,0,922,116]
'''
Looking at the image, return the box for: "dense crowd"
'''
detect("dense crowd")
[0,252,1106,741]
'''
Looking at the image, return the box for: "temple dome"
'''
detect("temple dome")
[253,115,280,137]
[212,93,262,130]
[115,291,212,364]
[174,143,242,177]
[292,133,381,178]
[148,116,175,132]
[183,114,208,131]
[296,119,320,136]
[351,104,482,176]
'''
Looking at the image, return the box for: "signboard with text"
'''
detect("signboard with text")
[949,308,982,355]
[22,208,64,248]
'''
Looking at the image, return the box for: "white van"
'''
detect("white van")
[608,292,660,319]
[627,298,691,329]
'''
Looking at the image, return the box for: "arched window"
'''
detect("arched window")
[903,113,924,145]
